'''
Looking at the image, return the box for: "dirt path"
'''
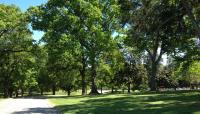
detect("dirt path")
[0,97,60,114]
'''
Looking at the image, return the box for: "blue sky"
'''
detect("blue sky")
[0,0,48,41]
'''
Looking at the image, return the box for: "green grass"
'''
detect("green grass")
[48,91,200,114]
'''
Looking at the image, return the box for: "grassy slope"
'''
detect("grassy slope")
[48,91,200,114]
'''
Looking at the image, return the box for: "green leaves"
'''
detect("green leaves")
[0,4,36,97]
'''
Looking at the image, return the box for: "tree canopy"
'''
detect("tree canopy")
[0,0,200,97]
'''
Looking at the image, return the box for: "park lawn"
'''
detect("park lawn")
[48,91,200,114]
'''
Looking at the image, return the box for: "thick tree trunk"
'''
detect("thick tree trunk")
[15,90,19,98]
[90,78,99,94]
[89,55,99,95]
[3,88,8,98]
[80,53,86,95]
[81,72,86,95]
[3,77,9,98]
[147,43,162,92]
[149,61,158,91]
[29,88,32,96]
[52,84,56,95]
[9,88,13,98]
[9,92,12,98]
[67,90,71,96]
[111,87,114,93]
[40,88,43,95]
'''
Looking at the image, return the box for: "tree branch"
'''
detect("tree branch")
[146,48,153,60]
[183,0,200,38]
[0,49,31,53]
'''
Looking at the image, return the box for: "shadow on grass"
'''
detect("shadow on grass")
[45,94,118,99]
[11,107,60,114]
[13,96,46,99]
[52,91,200,114]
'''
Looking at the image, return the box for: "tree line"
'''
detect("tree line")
[0,0,200,98]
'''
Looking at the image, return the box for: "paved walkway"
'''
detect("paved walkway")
[0,97,60,114]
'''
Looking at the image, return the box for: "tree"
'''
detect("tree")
[35,46,51,95]
[121,0,196,91]
[97,47,124,93]
[0,4,34,98]
[28,0,120,95]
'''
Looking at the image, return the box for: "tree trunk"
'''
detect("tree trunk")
[40,88,43,95]
[81,71,86,95]
[111,87,114,93]
[174,87,177,91]
[52,84,56,95]
[86,86,87,94]
[150,61,158,91]
[9,92,13,98]
[3,88,8,98]
[21,88,24,97]
[9,89,13,98]
[89,55,99,95]
[100,85,103,94]
[3,77,9,98]
[80,53,86,95]
[128,83,131,93]
[183,0,200,38]
[29,88,32,96]
[15,90,19,97]
[67,90,71,96]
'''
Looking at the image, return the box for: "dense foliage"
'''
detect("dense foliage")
[0,0,199,97]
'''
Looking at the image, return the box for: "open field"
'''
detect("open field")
[48,91,200,114]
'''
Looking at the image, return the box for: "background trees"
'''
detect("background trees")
[0,4,36,98]
[121,0,198,91]
[28,0,121,94]
[0,0,199,97]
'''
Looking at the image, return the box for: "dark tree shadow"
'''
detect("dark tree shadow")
[11,107,60,114]
[13,96,47,99]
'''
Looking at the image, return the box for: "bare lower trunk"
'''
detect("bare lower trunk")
[40,88,43,95]
[3,77,9,98]
[3,87,8,98]
[21,89,24,97]
[111,87,114,93]
[29,88,32,96]
[89,55,99,95]
[80,45,88,95]
[86,87,87,94]
[100,85,103,94]
[67,90,71,96]
[128,83,131,93]
[150,62,158,91]
[80,54,86,95]
[90,78,99,94]
[52,84,56,95]
[9,89,13,98]
[15,90,19,97]
[81,73,86,95]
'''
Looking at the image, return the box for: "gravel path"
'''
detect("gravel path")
[0,97,60,114]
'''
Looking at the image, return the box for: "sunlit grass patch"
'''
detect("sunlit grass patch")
[48,91,200,114]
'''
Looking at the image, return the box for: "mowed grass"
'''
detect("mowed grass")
[47,91,200,114]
